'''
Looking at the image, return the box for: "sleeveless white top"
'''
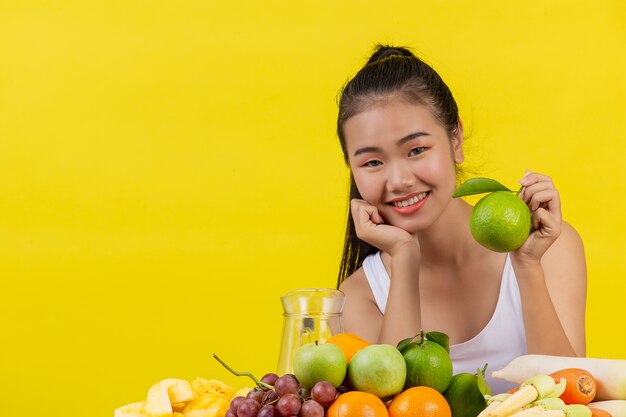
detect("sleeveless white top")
[362,251,527,394]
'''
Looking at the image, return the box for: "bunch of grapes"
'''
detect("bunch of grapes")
[226,373,344,417]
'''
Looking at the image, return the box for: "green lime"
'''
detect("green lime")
[402,339,453,393]
[443,372,487,417]
[470,191,531,252]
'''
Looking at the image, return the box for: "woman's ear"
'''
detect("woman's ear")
[452,118,464,164]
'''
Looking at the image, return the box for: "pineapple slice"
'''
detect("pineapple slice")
[191,378,235,400]
[147,379,194,417]
[184,409,225,417]
[115,401,149,417]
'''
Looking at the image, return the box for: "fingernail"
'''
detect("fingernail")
[524,169,531,176]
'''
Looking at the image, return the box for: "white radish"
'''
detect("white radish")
[491,355,626,401]
[589,400,626,417]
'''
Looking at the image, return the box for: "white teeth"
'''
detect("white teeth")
[392,192,428,207]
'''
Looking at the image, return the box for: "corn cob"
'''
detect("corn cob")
[489,375,567,417]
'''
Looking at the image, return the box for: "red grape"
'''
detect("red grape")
[258,405,278,417]
[311,382,337,407]
[238,398,261,417]
[275,375,299,397]
[276,393,302,417]
[247,388,265,404]
[300,400,324,417]
[226,411,237,417]
[261,373,280,386]
[230,396,247,413]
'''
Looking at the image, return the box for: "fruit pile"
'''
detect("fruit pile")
[217,332,626,417]
[217,331,486,417]
[115,334,626,417]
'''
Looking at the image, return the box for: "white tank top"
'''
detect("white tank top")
[362,251,527,394]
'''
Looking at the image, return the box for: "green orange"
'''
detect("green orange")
[470,191,531,252]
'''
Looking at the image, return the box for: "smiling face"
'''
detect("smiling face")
[344,98,464,234]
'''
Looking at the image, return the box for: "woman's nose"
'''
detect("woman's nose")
[387,161,416,192]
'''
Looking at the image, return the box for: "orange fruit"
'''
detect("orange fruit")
[388,386,451,417]
[326,333,371,363]
[327,391,389,417]
[470,191,531,252]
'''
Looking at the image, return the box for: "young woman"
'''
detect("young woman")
[335,45,587,392]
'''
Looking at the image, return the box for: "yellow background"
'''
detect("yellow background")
[0,1,624,415]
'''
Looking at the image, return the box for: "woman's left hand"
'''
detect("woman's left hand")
[513,170,562,263]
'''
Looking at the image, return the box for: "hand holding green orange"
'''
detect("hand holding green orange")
[453,171,561,255]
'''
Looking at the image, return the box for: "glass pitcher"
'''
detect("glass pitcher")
[276,288,345,375]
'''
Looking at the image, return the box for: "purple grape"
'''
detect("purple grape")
[226,410,238,417]
[276,393,302,417]
[311,382,337,408]
[230,397,247,413]
[247,388,265,404]
[261,373,280,386]
[238,398,261,417]
[262,390,279,405]
[300,400,324,417]
[274,375,299,397]
[258,405,278,417]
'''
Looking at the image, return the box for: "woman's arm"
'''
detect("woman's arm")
[540,222,586,355]
[344,199,423,345]
[376,244,422,345]
[512,172,587,357]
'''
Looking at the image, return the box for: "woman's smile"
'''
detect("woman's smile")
[387,191,430,214]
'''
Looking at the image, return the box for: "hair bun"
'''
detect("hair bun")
[366,45,413,64]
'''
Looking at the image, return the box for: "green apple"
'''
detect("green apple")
[348,344,406,398]
[293,342,347,389]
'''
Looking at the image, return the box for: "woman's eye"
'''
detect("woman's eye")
[363,160,383,167]
[408,147,425,156]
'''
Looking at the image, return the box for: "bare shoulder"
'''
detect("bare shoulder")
[542,221,586,274]
[339,268,373,299]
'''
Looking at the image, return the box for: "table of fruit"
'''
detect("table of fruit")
[114,330,626,417]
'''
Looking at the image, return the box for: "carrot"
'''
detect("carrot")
[491,355,626,401]
[550,368,598,405]
[589,401,626,417]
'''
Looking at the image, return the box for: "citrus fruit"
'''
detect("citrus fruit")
[443,373,487,417]
[326,333,371,363]
[470,191,531,252]
[327,391,389,417]
[402,339,453,393]
[388,386,451,417]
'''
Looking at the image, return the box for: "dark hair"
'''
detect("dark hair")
[336,45,462,287]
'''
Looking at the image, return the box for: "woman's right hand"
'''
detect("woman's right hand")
[350,199,419,256]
